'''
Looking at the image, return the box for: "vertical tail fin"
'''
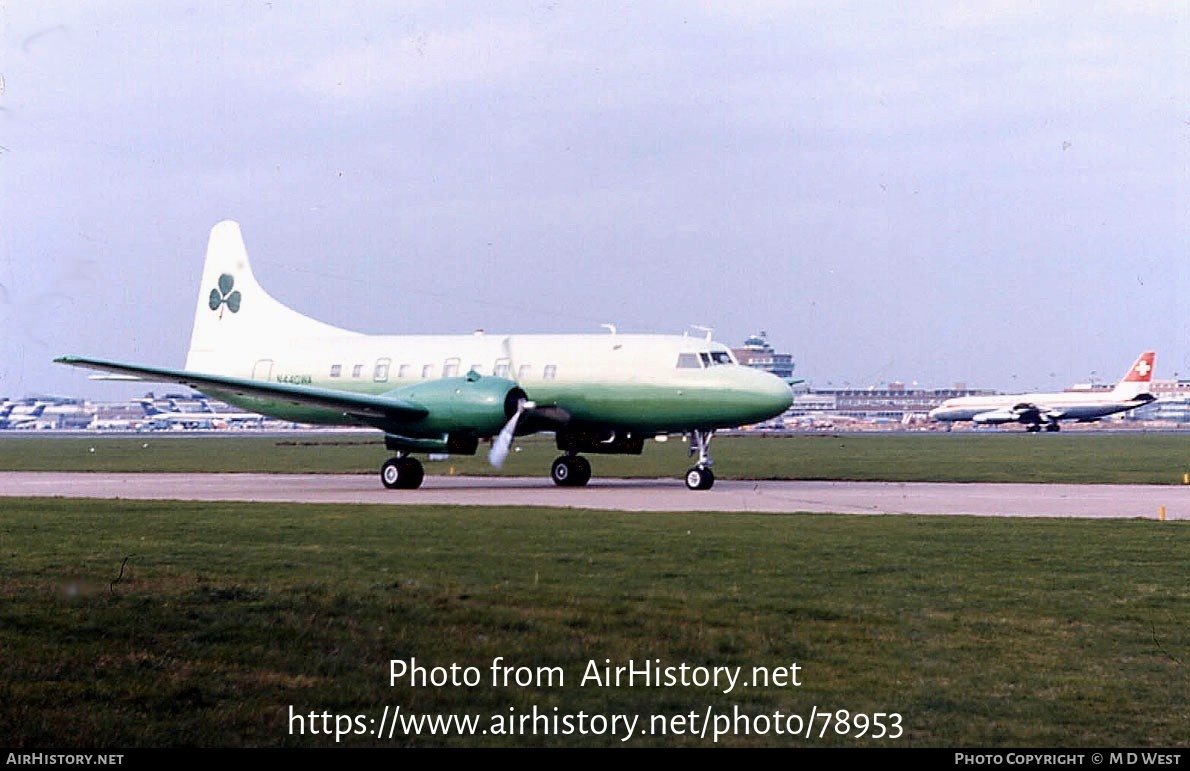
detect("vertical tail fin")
[1110,351,1155,400]
[184,221,357,374]
[133,398,161,417]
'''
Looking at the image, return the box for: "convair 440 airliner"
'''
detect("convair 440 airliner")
[927,350,1156,432]
[58,221,793,490]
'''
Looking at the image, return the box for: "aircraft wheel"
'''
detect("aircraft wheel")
[550,456,572,486]
[570,456,591,486]
[1045,424,1060,432]
[1025,425,1041,433]
[551,456,591,487]
[381,457,424,489]
[685,466,715,491]
[400,457,425,488]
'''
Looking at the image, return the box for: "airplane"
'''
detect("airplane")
[88,413,138,431]
[134,396,266,430]
[927,351,1156,432]
[0,402,47,430]
[57,220,794,489]
[134,398,224,430]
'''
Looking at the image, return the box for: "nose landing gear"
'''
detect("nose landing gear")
[685,429,716,490]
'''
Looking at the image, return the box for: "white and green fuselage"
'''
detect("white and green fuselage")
[188,330,790,435]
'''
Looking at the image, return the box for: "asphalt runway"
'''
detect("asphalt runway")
[1,472,1186,518]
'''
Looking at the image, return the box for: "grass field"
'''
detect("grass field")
[1,433,1186,747]
[2,430,1190,484]
[1,496,1186,748]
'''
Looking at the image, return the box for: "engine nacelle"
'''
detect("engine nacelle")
[370,372,525,439]
[384,433,480,455]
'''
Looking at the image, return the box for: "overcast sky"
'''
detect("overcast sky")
[3,1,1188,399]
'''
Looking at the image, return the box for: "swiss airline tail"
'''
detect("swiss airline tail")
[1110,351,1155,400]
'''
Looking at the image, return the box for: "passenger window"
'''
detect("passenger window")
[373,358,391,382]
[517,364,532,380]
[351,364,363,378]
[398,364,410,379]
[443,358,460,378]
[330,364,342,378]
[543,364,557,380]
[677,353,701,369]
[494,359,511,378]
[470,363,483,375]
[422,364,435,379]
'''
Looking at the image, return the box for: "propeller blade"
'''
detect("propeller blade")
[489,413,520,468]
[489,399,535,468]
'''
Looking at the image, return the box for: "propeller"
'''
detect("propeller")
[489,398,535,468]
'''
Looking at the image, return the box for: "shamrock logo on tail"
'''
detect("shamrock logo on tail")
[209,274,242,319]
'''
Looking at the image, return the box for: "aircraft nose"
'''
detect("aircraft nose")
[764,373,795,412]
[739,368,794,421]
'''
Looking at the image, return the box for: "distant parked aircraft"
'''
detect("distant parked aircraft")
[134,397,265,430]
[927,351,1156,431]
[0,403,46,430]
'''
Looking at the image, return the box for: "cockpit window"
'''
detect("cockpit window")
[679,351,735,369]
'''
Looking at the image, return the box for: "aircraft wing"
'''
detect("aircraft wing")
[970,402,1043,425]
[1009,402,1045,422]
[54,356,429,421]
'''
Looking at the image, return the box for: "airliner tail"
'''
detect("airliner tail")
[1109,351,1156,401]
[184,221,357,373]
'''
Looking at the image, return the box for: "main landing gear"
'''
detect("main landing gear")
[685,429,715,490]
[547,430,718,490]
[380,430,719,491]
[381,455,425,489]
[550,454,592,487]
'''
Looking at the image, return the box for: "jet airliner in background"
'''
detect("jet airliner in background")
[58,221,794,490]
[0,403,46,430]
[135,397,266,430]
[928,351,1156,431]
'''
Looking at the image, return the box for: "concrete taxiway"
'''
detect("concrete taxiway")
[0,472,1185,518]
